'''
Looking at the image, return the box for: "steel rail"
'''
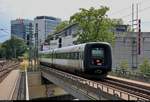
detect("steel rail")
[0,62,20,82]
[97,78,150,100]
[106,78,150,94]
[40,66,149,100]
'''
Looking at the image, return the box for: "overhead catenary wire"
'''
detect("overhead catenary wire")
[0,34,8,37]
[109,6,131,16]
[109,0,150,19]
[110,0,149,15]
[0,28,10,39]
[120,5,150,19]
[0,28,9,34]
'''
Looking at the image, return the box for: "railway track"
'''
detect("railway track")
[41,66,150,100]
[0,61,20,83]
[97,77,150,100]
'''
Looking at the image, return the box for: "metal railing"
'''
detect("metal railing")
[41,66,148,100]
[110,69,150,83]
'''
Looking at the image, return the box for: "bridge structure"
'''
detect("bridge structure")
[0,60,149,100]
[39,66,149,100]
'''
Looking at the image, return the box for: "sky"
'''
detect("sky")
[0,0,150,43]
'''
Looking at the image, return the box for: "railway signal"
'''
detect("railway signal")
[138,19,141,55]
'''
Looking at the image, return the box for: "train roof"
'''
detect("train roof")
[39,42,111,53]
[39,50,53,54]
[54,42,111,53]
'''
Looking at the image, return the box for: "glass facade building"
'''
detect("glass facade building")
[11,19,34,45]
[34,16,61,50]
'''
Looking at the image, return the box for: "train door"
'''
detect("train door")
[52,50,54,67]
[79,51,84,72]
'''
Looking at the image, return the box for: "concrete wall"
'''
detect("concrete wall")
[27,72,68,99]
[46,84,68,97]
[113,32,150,69]
[28,72,47,99]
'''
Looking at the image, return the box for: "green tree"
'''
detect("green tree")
[70,6,115,44]
[0,44,6,58]
[45,34,53,43]
[112,18,124,25]
[118,60,129,71]
[54,21,69,33]
[45,21,70,43]
[139,58,150,76]
[1,36,27,59]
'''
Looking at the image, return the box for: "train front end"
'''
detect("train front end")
[84,42,112,76]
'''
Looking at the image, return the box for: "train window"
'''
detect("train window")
[92,48,104,58]
[72,52,74,59]
[64,53,67,59]
[68,53,71,59]
[64,53,66,59]
[60,53,62,59]
[62,53,64,59]
[69,53,71,59]
[67,53,69,59]
[59,53,60,59]
[58,53,61,59]
[53,53,55,58]
[72,53,74,59]
[54,53,55,58]
[42,54,44,58]
[74,52,76,59]
[57,53,59,58]
[61,53,63,59]
[70,53,72,59]
[46,54,48,58]
[39,54,42,57]
[75,52,77,59]
[43,54,45,58]
[56,53,58,58]
[68,53,70,59]
[54,53,56,58]
[91,48,104,66]
[71,53,72,59]
[74,52,78,59]
[62,53,65,59]
[79,52,83,59]
[59,53,62,59]
[44,54,46,58]
[60,53,64,59]
[76,52,79,59]
[70,52,72,59]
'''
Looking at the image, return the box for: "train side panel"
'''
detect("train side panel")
[52,59,83,73]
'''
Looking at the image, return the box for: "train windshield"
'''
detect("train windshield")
[91,48,104,66]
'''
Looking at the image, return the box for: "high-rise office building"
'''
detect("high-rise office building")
[11,19,34,45]
[34,16,61,50]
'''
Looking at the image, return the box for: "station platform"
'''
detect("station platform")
[108,75,150,87]
[0,69,20,100]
